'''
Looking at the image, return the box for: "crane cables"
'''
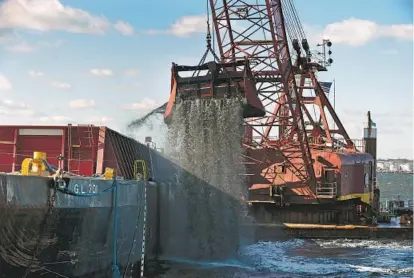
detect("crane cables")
[281,0,319,129]
[282,0,326,62]
[281,0,306,43]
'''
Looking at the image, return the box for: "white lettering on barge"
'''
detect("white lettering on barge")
[73,183,98,195]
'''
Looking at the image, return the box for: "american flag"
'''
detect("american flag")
[319,81,333,94]
[369,118,376,128]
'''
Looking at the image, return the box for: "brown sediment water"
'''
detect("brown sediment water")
[162,98,249,260]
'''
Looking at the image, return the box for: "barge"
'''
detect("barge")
[0,174,155,278]
[247,222,413,241]
[0,126,158,277]
[0,125,243,277]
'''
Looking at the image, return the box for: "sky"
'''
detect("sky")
[0,0,412,159]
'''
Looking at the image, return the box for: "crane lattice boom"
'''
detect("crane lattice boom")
[209,0,355,194]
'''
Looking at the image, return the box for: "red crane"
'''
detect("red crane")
[208,0,356,200]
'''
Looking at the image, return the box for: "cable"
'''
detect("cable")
[282,0,300,42]
[123,184,144,278]
[287,0,306,39]
[112,178,121,278]
[210,0,216,55]
[139,182,147,278]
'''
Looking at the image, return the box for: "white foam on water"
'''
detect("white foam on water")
[237,239,413,277]
[239,240,350,276]
[313,239,413,250]
[348,265,413,275]
[159,256,254,270]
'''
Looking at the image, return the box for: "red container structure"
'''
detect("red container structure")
[0,125,149,179]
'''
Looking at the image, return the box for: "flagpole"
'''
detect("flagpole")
[333,79,336,133]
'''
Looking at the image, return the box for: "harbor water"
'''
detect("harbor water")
[146,172,413,278]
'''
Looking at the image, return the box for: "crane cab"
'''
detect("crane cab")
[164,59,265,124]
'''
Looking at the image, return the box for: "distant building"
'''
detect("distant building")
[377,162,385,171]
[376,160,413,173]
[399,163,412,172]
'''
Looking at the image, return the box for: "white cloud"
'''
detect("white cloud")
[0,0,111,35]
[123,98,157,111]
[114,20,134,36]
[90,69,114,77]
[147,15,206,37]
[0,109,36,117]
[5,41,35,52]
[0,74,12,90]
[4,39,63,53]
[69,99,95,109]
[51,81,71,89]
[310,18,413,46]
[39,115,71,123]
[28,70,44,77]
[379,24,413,40]
[170,15,206,37]
[0,99,37,117]
[0,99,30,109]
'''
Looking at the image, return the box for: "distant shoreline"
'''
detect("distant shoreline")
[377,171,414,175]
[378,160,413,162]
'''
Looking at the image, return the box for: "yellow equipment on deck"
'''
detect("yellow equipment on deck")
[133,160,148,181]
[104,167,116,180]
[21,151,48,176]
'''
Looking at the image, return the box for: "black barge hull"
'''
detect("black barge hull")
[0,174,158,278]
[0,142,246,277]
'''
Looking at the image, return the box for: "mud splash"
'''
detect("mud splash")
[127,102,167,130]
[162,98,248,261]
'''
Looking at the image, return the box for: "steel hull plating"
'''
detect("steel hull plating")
[0,174,157,278]
[248,198,364,224]
[0,144,244,277]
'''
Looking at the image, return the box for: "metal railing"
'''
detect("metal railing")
[250,136,279,142]
[351,139,365,152]
[133,160,147,181]
[381,199,414,214]
[316,182,337,197]
[246,136,366,152]
[328,139,365,153]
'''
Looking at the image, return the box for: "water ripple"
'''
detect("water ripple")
[151,239,413,278]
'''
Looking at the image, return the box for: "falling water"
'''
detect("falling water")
[162,98,248,261]
[127,102,167,130]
